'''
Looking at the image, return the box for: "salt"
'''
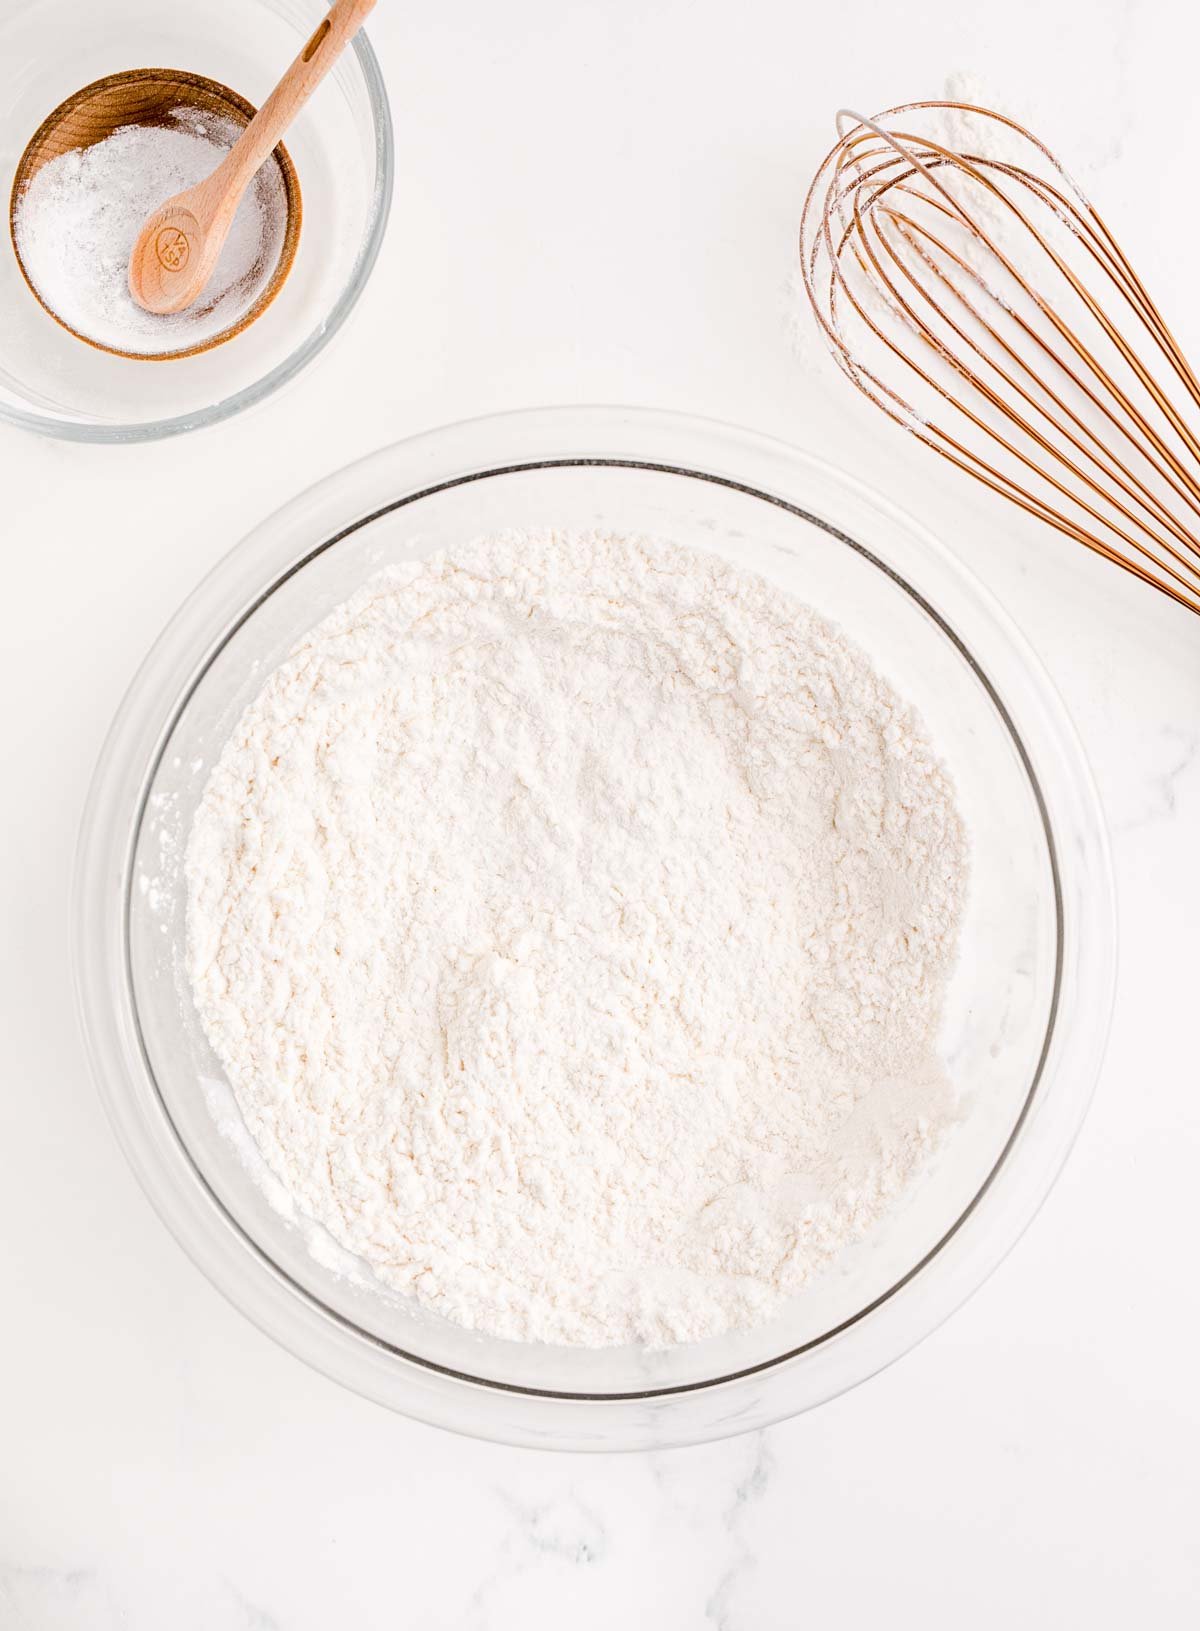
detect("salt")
[12,110,288,356]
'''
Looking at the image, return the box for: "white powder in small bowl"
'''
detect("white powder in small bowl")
[12,110,288,356]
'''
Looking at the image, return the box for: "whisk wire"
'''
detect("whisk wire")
[801,102,1200,616]
[877,208,1200,559]
[843,182,1200,581]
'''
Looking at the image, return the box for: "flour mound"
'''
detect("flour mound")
[186,532,966,1347]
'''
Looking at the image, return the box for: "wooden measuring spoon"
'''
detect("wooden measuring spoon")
[129,0,376,316]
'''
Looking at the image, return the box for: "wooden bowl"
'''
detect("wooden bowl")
[9,68,302,361]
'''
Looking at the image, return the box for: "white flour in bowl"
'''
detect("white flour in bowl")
[12,110,287,356]
[185,531,967,1347]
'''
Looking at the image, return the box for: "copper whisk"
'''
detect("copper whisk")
[799,101,1200,617]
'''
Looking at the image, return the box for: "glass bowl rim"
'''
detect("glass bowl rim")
[72,406,1116,1448]
[0,17,393,444]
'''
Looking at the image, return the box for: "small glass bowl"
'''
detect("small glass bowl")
[0,0,392,441]
[73,408,1116,1449]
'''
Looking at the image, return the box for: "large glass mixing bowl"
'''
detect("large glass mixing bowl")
[73,408,1115,1449]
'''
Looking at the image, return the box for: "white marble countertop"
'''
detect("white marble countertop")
[3,0,1198,1625]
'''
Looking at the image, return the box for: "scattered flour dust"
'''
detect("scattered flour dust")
[13,110,287,355]
[185,531,967,1348]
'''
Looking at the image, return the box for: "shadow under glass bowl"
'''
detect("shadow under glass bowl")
[73,407,1115,1450]
[1,0,392,441]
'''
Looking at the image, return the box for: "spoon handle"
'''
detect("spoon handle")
[203,0,377,218]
